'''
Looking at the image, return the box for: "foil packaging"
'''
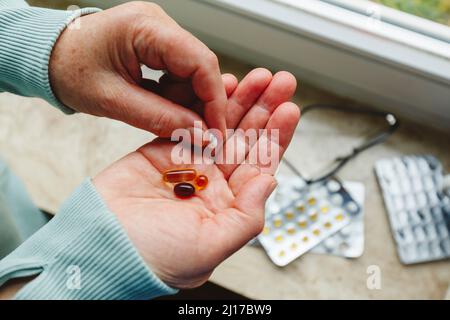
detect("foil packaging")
[258,176,362,266]
[375,155,450,264]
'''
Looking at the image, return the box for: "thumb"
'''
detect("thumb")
[234,174,278,235]
[109,82,207,137]
[206,174,277,263]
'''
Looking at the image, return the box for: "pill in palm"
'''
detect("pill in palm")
[163,169,197,183]
[194,175,209,190]
[174,182,196,198]
[163,168,208,198]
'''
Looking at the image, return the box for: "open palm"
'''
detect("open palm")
[93,69,300,289]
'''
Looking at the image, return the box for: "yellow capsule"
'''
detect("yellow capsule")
[273,219,282,228]
[275,235,284,242]
[285,211,295,220]
[308,197,317,206]
[287,227,296,235]
[302,236,309,242]
[262,227,270,235]
[335,213,345,221]
[320,206,329,214]
[290,243,298,250]
[297,220,308,228]
[313,229,321,236]
[163,168,197,183]
[309,212,318,222]
[324,221,332,229]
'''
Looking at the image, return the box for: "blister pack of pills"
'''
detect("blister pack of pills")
[375,155,450,264]
[257,177,366,259]
[258,176,362,266]
[311,181,365,258]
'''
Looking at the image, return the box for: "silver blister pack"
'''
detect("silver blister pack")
[258,176,362,266]
[375,155,450,264]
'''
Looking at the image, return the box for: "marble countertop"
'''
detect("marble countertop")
[0,55,449,299]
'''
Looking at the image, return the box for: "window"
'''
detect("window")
[276,0,450,43]
[82,0,450,131]
[373,0,450,26]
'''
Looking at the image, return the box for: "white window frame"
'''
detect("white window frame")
[83,0,450,131]
[321,0,450,43]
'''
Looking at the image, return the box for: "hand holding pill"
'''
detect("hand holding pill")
[93,68,300,289]
[162,168,209,198]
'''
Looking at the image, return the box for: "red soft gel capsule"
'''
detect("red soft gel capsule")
[174,182,196,198]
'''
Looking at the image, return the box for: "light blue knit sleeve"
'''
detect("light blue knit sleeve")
[0,0,100,113]
[0,179,178,300]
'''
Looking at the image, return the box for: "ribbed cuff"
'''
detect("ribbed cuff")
[0,179,177,300]
[0,6,101,113]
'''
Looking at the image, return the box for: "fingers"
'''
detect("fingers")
[154,73,238,116]
[222,73,239,97]
[217,72,297,178]
[208,101,299,261]
[234,174,277,223]
[228,101,300,194]
[249,101,300,175]
[226,68,272,129]
[158,74,197,106]
[178,47,227,135]
[134,21,227,134]
[192,73,239,117]
[162,73,237,99]
[228,164,261,196]
[264,101,300,157]
[237,71,297,132]
[208,174,277,258]
[112,81,206,137]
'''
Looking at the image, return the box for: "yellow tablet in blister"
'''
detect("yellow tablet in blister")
[285,211,295,220]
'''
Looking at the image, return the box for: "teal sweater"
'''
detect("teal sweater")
[0,0,176,299]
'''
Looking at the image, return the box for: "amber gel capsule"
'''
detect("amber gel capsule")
[163,169,197,183]
[174,182,196,198]
[194,175,209,190]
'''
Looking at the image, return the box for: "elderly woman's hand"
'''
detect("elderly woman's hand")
[49,1,227,137]
[93,69,299,288]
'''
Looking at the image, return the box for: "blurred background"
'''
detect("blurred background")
[374,0,450,25]
[3,0,448,299]
[30,0,450,25]
[30,0,450,132]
